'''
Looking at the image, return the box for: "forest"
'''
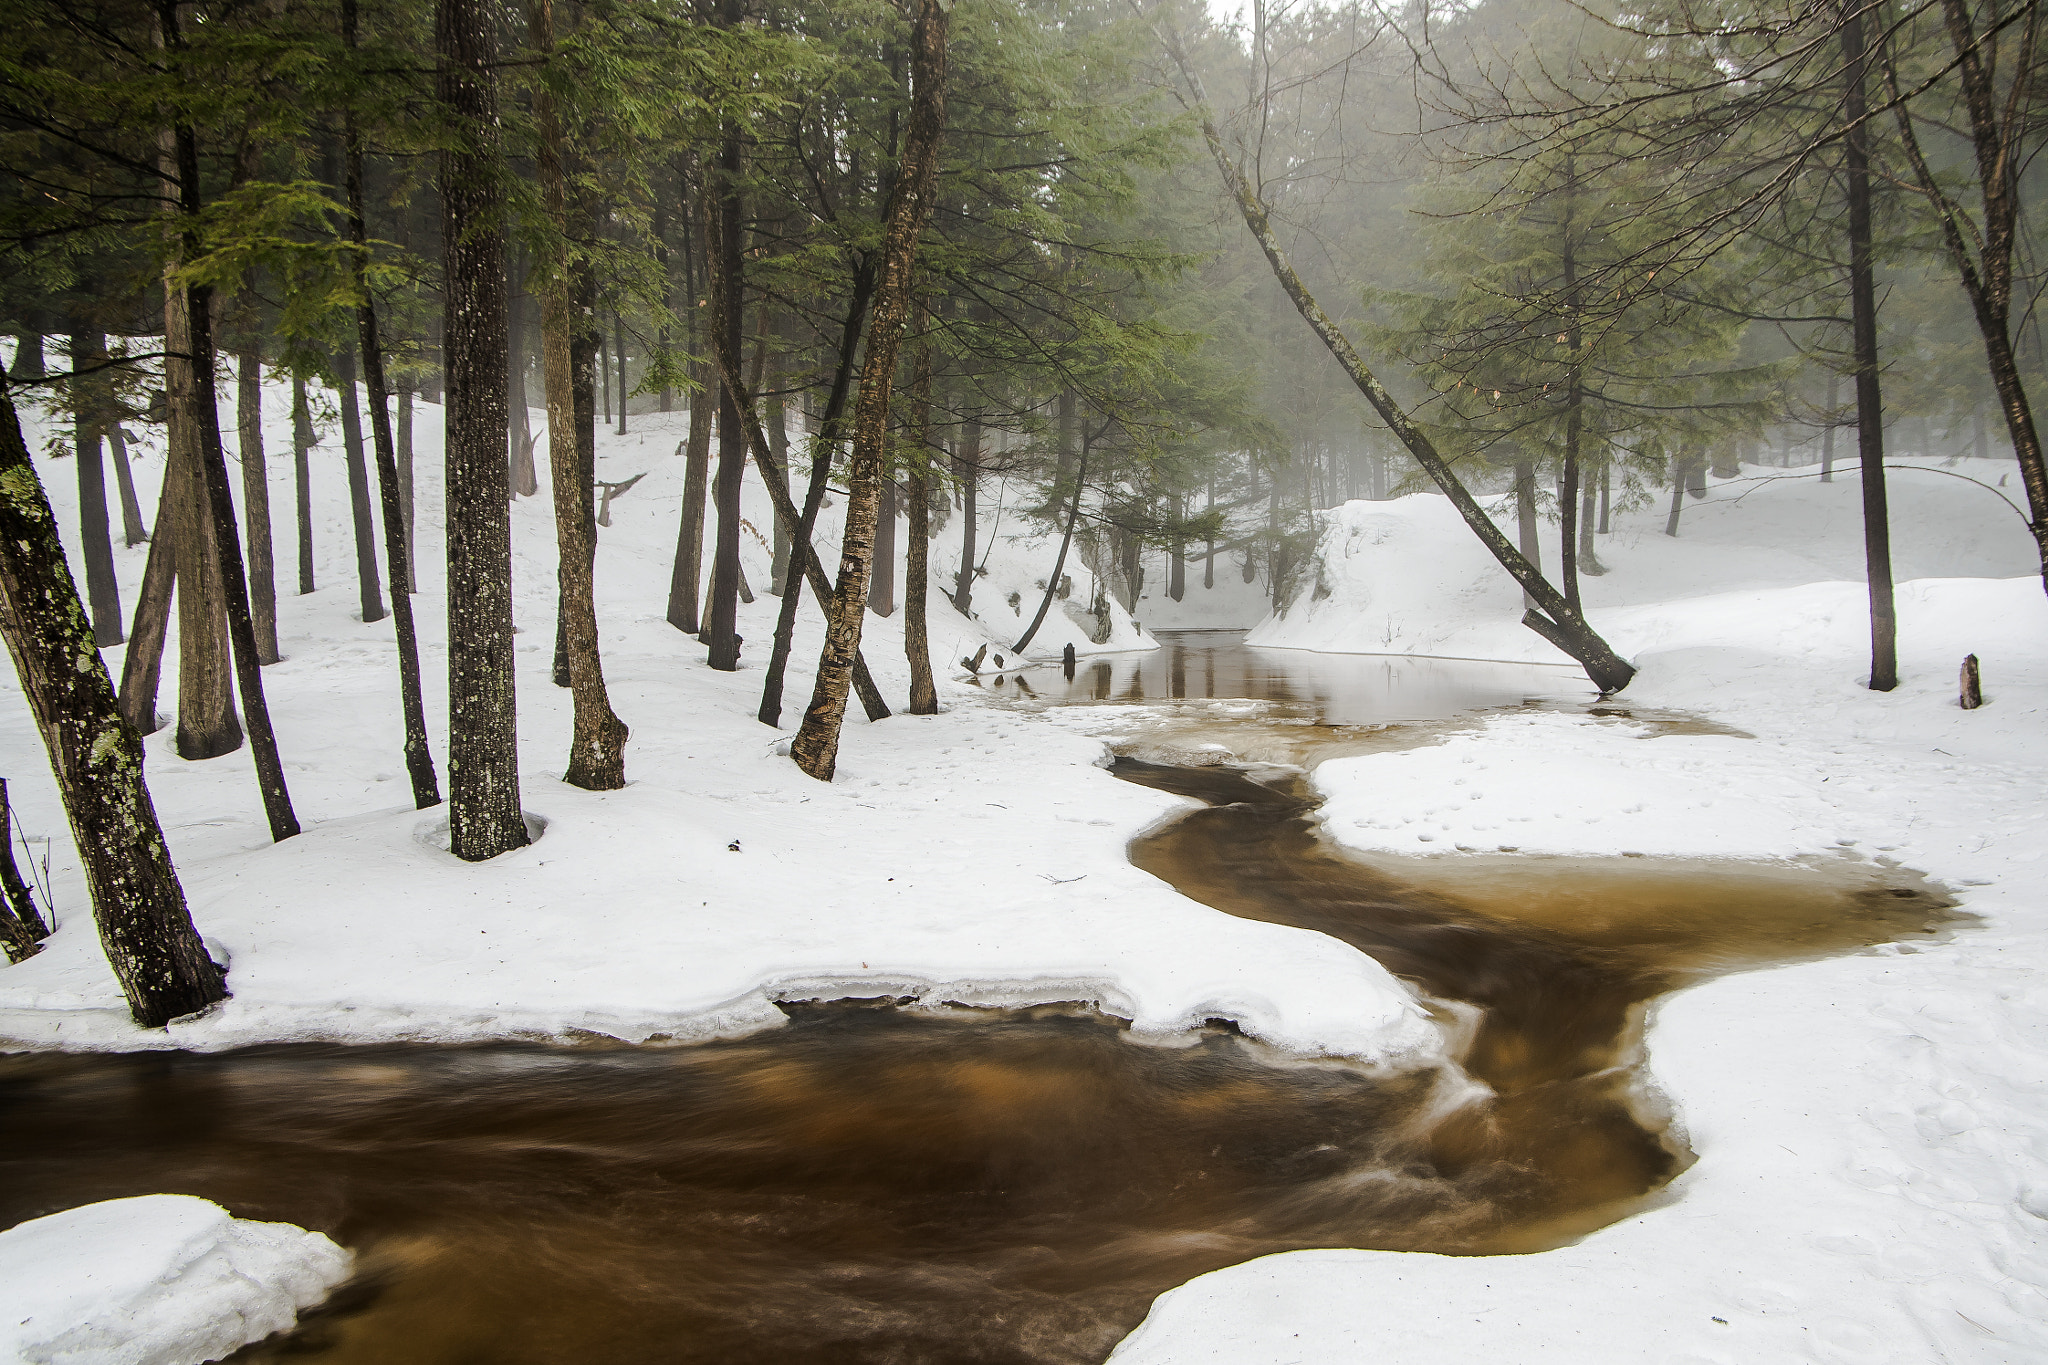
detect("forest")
[0,0,2043,1361]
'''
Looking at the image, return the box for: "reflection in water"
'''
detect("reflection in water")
[997,630,1596,726]
[0,633,1956,1365]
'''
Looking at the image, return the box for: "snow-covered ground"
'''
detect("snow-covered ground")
[3,359,2044,1365]
[0,1195,349,1365]
[1111,469,2048,1364]
[0,381,1416,1062]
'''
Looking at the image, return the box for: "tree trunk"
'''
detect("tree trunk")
[0,779,48,963]
[954,411,980,613]
[869,477,897,617]
[1844,6,1898,692]
[236,349,280,663]
[667,202,710,635]
[1513,460,1540,608]
[615,308,628,436]
[439,0,528,860]
[533,0,628,791]
[343,0,443,809]
[552,270,599,690]
[71,332,122,646]
[118,509,174,734]
[1578,471,1603,575]
[1596,463,1611,535]
[752,266,885,729]
[670,373,711,632]
[0,381,225,1025]
[786,0,954,777]
[1665,450,1688,536]
[703,103,745,673]
[162,259,241,761]
[1160,33,1633,691]
[109,423,148,547]
[334,349,388,624]
[1169,494,1186,602]
[508,256,539,497]
[905,314,937,715]
[12,333,43,379]
[293,376,315,594]
[1203,477,1216,590]
[397,386,416,586]
[1014,437,1086,654]
[768,383,790,594]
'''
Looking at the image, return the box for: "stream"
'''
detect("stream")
[0,631,1954,1364]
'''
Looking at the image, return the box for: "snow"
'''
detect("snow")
[0,1195,350,1365]
[1248,463,2039,662]
[1110,470,2048,1363]
[0,382,1424,1065]
[6,361,2046,1365]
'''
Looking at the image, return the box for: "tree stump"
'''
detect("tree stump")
[1960,654,1983,710]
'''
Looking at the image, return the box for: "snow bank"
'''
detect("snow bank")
[1111,470,2048,1362]
[0,1196,350,1365]
[1250,464,2040,663]
[0,387,1422,1067]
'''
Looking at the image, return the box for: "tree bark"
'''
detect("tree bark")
[0,381,224,1025]
[667,200,710,635]
[704,94,745,673]
[615,307,628,436]
[954,411,980,613]
[162,255,240,760]
[789,0,949,780]
[670,373,711,632]
[869,477,898,617]
[508,253,540,497]
[439,0,528,859]
[236,349,279,663]
[532,0,628,790]
[1513,459,1540,608]
[109,423,148,547]
[0,778,48,963]
[1156,26,1634,692]
[292,376,315,594]
[905,313,937,714]
[334,348,388,624]
[1821,372,1839,481]
[71,332,123,646]
[1203,476,1215,589]
[1845,6,1898,692]
[768,383,790,594]
[397,386,416,586]
[343,0,443,809]
[118,507,174,734]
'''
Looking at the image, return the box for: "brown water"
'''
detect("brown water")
[0,633,1956,1364]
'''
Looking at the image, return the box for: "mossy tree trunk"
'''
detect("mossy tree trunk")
[0,379,224,1026]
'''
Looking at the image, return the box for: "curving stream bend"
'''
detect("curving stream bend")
[0,631,1954,1364]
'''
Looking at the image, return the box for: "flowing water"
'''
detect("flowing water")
[0,632,1956,1364]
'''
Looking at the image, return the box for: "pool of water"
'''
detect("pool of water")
[0,633,1955,1364]
[984,629,1595,725]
